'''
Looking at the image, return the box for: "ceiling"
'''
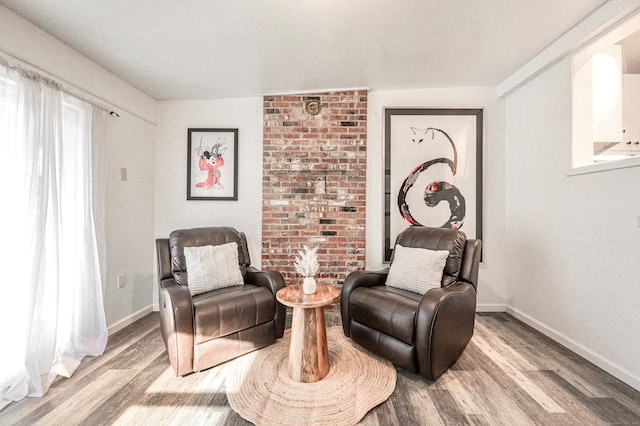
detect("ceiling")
[0,0,610,100]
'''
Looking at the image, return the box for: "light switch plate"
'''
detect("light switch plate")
[120,167,127,181]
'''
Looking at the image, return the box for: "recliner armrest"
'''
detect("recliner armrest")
[245,266,286,338]
[156,238,172,281]
[415,281,476,379]
[459,239,482,289]
[159,278,195,376]
[341,269,389,337]
[246,266,285,295]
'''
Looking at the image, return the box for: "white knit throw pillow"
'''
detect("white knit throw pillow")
[184,242,244,295]
[386,245,449,294]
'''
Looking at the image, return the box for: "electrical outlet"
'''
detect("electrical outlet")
[120,167,127,181]
[117,274,126,289]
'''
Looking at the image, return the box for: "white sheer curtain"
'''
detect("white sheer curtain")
[0,62,108,410]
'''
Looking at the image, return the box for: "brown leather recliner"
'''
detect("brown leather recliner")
[341,226,482,380]
[155,226,286,376]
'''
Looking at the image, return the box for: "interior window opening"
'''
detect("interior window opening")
[572,13,640,169]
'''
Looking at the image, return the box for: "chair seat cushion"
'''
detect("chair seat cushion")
[349,285,422,346]
[192,284,275,345]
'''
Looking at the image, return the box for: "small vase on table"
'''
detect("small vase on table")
[295,245,320,295]
[303,276,317,294]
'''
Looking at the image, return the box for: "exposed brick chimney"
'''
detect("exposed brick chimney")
[262,90,367,287]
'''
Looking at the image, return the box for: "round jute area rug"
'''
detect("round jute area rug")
[226,326,397,426]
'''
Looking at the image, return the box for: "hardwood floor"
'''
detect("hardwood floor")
[2,311,640,425]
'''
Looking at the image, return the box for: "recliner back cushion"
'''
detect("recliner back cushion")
[393,226,466,287]
[169,227,250,286]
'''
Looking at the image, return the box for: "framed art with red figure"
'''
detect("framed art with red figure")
[187,128,238,200]
[383,108,483,262]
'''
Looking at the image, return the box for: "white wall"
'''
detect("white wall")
[103,112,156,329]
[0,6,158,333]
[154,98,264,307]
[504,58,640,389]
[154,90,508,311]
[367,87,507,310]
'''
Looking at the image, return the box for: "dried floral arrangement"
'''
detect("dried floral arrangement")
[294,246,319,278]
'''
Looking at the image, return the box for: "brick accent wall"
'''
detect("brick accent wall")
[262,90,367,287]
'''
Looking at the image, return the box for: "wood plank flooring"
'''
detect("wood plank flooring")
[2,311,640,425]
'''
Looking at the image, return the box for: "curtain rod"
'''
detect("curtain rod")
[0,51,156,126]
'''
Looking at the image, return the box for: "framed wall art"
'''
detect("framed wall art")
[187,128,238,200]
[384,108,483,262]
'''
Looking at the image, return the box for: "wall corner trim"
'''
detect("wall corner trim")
[262,87,370,96]
[497,0,640,98]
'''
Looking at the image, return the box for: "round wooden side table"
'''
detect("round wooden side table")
[276,283,341,383]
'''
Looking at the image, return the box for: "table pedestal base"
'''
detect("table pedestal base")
[287,306,329,383]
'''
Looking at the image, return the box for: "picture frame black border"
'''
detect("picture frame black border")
[384,108,483,262]
[187,128,239,201]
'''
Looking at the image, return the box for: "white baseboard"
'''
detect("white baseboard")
[506,306,640,392]
[476,303,507,312]
[107,305,154,336]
